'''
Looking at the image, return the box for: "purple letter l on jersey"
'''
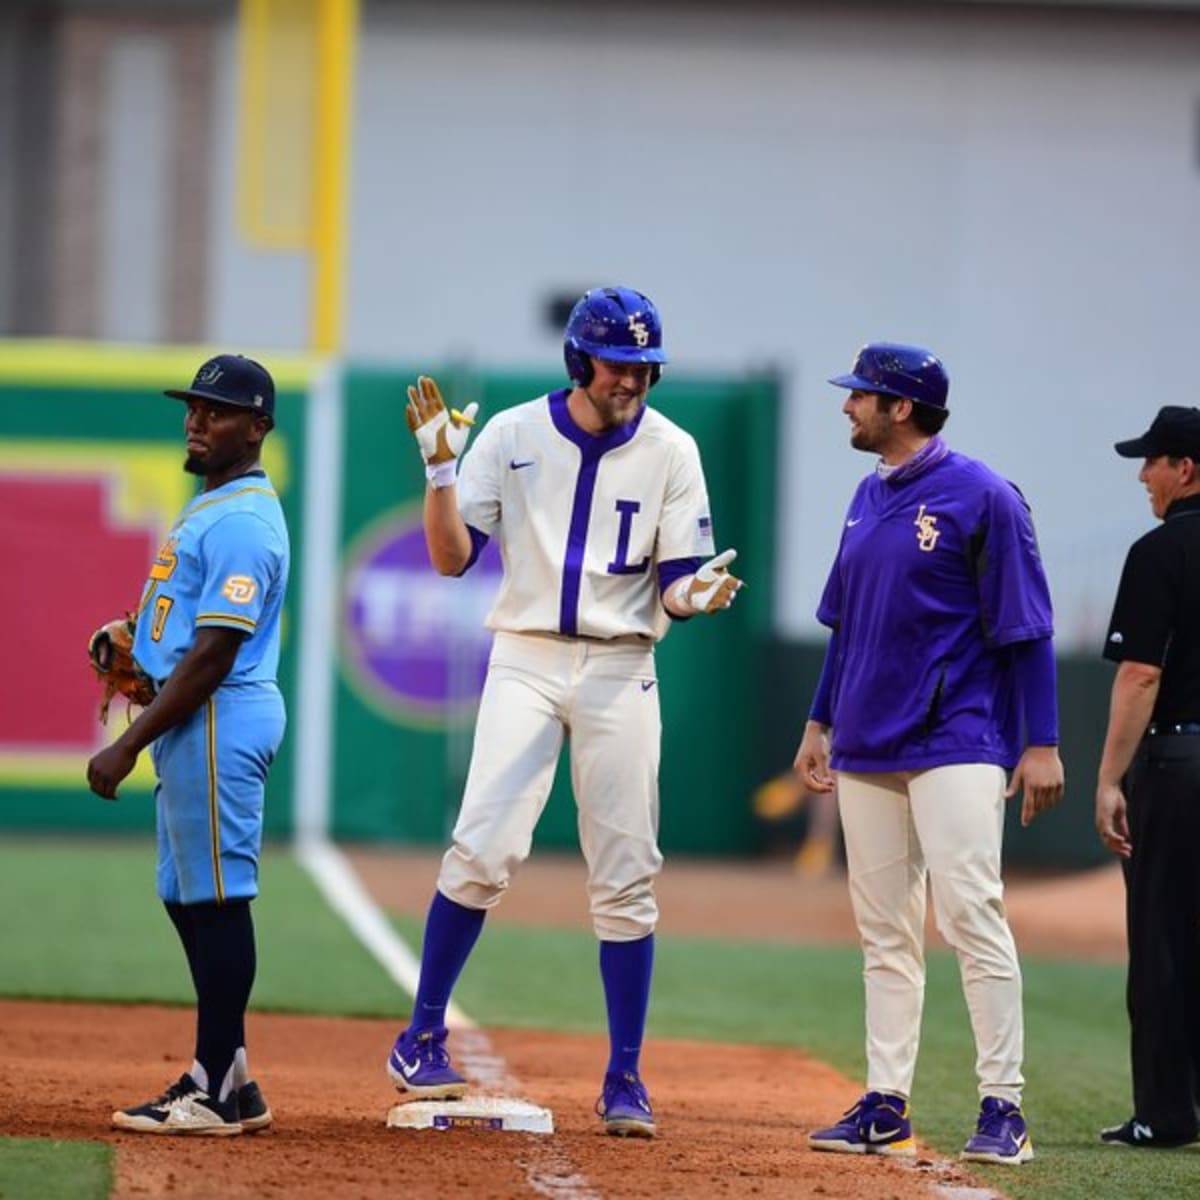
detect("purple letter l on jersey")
[607,500,651,575]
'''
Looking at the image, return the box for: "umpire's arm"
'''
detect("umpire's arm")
[1095,659,1161,858]
[86,627,244,800]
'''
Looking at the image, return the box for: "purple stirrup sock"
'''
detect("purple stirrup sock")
[410,891,486,1032]
[600,934,655,1076]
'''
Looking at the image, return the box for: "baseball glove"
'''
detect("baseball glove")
[88,614,155,723]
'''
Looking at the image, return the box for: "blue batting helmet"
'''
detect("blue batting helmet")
[829,342,950,410]
[563,287,667,387]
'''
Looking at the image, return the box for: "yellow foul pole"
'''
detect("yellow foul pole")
[310,0,358,353]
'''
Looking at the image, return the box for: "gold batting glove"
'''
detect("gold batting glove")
[683,548,744,613]
[405,375,479,481]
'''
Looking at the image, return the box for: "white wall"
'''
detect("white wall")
[209,1,1200,644]
[101,35,172,342]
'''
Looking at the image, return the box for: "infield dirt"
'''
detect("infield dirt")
[0,853,1125,1199]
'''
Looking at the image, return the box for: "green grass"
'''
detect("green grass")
[0,1139,111,1200]
[3,838,1198,1199]
[0,840,403,1016]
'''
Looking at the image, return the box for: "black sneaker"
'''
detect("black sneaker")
[237,1080,273,1132]
[1100,1118,1199,1149]
[112,1073,241,1136]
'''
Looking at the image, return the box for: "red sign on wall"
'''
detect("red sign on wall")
[1,473,160,753]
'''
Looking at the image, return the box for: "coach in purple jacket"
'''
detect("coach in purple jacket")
[794,343,1064,1166]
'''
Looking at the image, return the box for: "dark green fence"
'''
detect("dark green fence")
[2,350,779,856]
[753,639,1114,869]
[0,349,309,835]
[333,366,780,855]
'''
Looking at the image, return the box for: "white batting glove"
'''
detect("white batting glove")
[682,548,744,613]
[405,374,479,486]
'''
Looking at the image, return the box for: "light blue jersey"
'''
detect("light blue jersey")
[135,469,290,904]
[134,471,289,687]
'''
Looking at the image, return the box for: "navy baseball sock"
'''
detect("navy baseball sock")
[165,901,200,990]
[189,899,256,1103]
[410,891,486,1032]
[599,934,654,1077]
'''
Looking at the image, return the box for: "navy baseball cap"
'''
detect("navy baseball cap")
[1115,406,1200,460]
[165,353,275,418]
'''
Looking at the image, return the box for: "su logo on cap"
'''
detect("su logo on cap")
[222,575,258,604]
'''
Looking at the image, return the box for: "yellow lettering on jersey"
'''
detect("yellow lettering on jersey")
[149,538,179,582]
[914,505,941,552]
[222,575,258,604]
[150,595,173,641]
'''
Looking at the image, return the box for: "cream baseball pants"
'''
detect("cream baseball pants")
[438,631,663,941]
[837,763,1023,1105]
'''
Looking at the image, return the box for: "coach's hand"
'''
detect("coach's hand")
[87,739,139,801]
[1007,744,1064,827]
[681,548,744,614]
[406,375,478,466]
[794,720,836,794]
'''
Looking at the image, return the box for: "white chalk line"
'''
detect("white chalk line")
[295,836,599,1199]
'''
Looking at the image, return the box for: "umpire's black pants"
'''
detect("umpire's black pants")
[1123,734,1200,1138]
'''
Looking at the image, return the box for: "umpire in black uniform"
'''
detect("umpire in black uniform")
[1096,405,1200,1149]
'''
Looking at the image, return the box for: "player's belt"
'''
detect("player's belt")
[527,630,653,647]
[1146,721,1200,736]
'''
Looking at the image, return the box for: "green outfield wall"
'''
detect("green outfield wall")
[332,366,779,854]
[3,345,1105,865]
[2,345,778,856]
[0,343,312,836]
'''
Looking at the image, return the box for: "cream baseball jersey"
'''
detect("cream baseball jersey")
[456,389,715,640]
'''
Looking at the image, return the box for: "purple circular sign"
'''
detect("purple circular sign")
[341,506,502,725]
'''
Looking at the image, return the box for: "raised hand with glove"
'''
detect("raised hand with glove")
[665,548,745,616]
[406,374,479,489]
[405,374,482,575]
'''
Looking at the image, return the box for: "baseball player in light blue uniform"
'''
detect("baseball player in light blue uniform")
[88,353,288,1137]
[137,469,288,907]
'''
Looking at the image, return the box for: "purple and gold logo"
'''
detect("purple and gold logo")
[341,505,502,725]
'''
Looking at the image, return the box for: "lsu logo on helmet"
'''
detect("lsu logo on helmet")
[222,575,258,603]
[562,286,668,387]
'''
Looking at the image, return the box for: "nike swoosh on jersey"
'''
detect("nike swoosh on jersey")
[640,681,657,692]
[509,459,535,470]
[846,517,863,527]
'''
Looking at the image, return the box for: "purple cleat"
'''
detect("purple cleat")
[961,1097,1034,1164]
[808,1090,916,1157]
[387,1026,468,1099]
[596,1070,656,1138]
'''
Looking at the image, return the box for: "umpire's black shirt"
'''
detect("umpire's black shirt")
[1104,492,1200,724]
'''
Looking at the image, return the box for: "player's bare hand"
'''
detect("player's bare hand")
[405,375,478,465]
[1006,744,1064,827]
[683,548,745,614]
[1095,779,1132,859]
[86,740,139,801]
[793,721,836,794]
